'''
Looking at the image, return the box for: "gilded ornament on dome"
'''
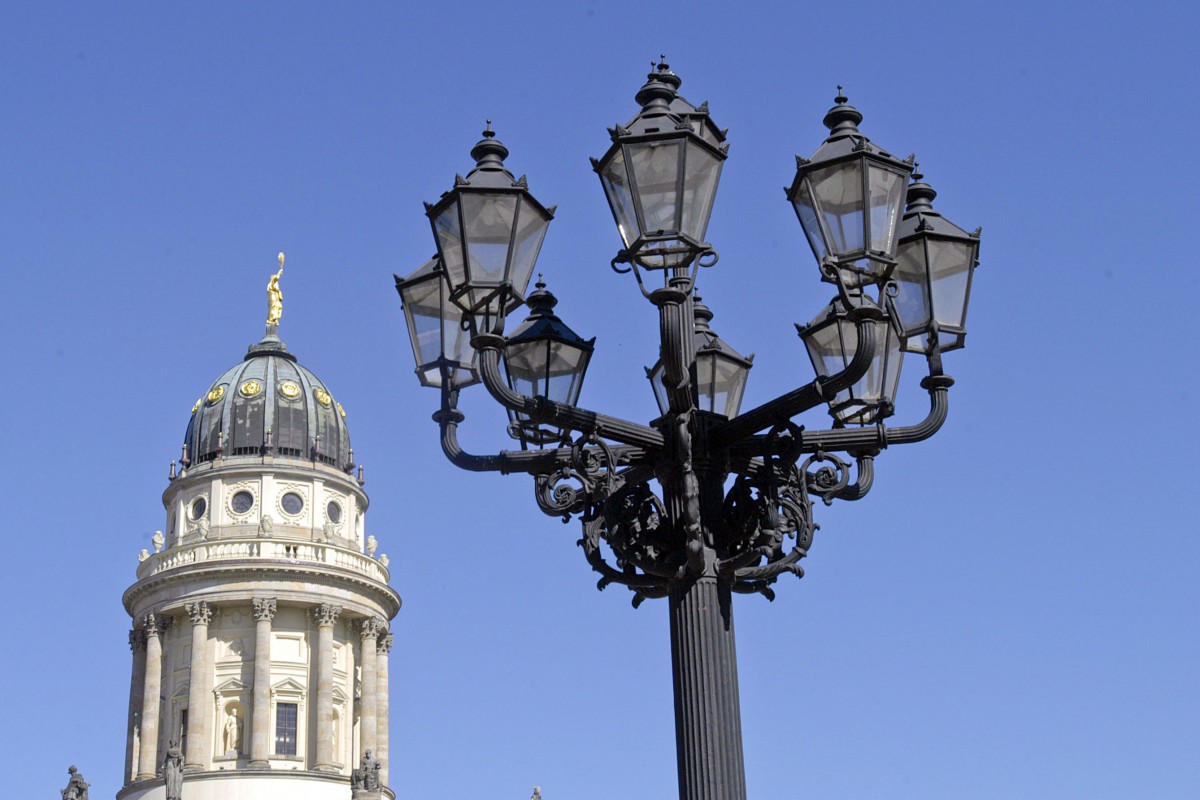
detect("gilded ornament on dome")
[240,379,263,397]
[336,402,346,418]
[314,388,333,407]
[267,253,284,327]
[278,380,301,399]
[191,398,201,413]
[206,385,226,404]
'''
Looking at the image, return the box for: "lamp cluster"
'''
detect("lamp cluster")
[393,59,981,800]
[397,64,978,443]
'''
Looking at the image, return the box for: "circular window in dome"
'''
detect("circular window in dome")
[190,497,207,520]
[206,385,226,405]
[240,379,262,397]
[314,388,333,407]
[326,500,342,524]
[231,490,254,514]
[281,492,304,516]
[279,380,301,399]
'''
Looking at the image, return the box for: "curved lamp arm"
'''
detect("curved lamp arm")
[472,333,666,451]
[800,374,953,454]
[709,310,880,449]
[833,454,875,501]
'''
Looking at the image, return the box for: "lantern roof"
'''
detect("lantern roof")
[796,89,911,172]
[604,58,729,155]
[693,295,753,367]
[896,169,979,241]
[506,278,595,351]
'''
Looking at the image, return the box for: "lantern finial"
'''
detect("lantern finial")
[823,89,863,138]
[470,122,509,169]
[905,168,938,214]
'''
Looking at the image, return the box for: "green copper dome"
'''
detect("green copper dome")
[182,331,353,471]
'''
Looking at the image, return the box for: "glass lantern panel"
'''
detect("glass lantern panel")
[628,140,683,234]
[929,240,975,332]
[601,148,640,248]
[680,142,721,242]
[696,352,747,418]
[890,238,932,337]
[462,193,518,286]
[399,277,444,370]
[792,181,828,262]
[867,165,907,255]
[509,197,550,300]
[809,161,865,256]
[433,205,465,289]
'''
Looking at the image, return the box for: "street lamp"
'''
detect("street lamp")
[397,60,980,800]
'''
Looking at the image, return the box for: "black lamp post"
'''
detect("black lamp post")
[397,60,980,800]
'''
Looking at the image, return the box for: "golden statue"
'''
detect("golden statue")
[267,252,285,327]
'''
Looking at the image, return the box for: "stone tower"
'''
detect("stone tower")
[118,307,401,800]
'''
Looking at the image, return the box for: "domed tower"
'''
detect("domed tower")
[119,260,400,800]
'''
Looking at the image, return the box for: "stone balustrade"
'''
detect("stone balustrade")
[137,538,390,583]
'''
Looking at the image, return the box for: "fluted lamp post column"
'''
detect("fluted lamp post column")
[396,60,981,800]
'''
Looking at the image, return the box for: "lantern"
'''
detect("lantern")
[647,296,753,418]
[798,296,903,426]
[593,59,729,272]
[394,256,478,389]
[787,90,913,289]
[425,124,555,325]
[502,279,594,448]
[888,171,981,354]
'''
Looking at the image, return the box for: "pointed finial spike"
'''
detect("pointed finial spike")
[483,119,495,137]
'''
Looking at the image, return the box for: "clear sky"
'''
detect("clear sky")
[2,2,1197,798]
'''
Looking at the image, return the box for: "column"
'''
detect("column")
[313,603,342,771]
[183,602,212,770]
[250,598,277,767]
[376,632,393,787]
[357,617,385,760]
[125,628,146,784]
[669,577,746,800]
[136,613,169,780]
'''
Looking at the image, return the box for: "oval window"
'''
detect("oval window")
[231,490,254,514]
[326,500,342,524]
[191,497,207,520]
[281,492,304,516]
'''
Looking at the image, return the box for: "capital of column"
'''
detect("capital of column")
[142,613,171,637]
[377,632,394,655]
[185,601,213,625]
[252,597,278,622]
[358,616,387,641]
[313,603,342,627]
[129,628,146,652]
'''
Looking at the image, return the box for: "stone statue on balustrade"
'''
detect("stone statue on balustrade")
[350,750,381,798]
[163,740,183,800]
[60,766,89,800]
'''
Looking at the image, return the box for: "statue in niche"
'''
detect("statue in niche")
[259,514,274,537]
[60,765,89,800]
[351,750,380,792]
[222,706,244,754]
[163,741,183,800]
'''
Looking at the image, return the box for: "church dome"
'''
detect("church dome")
[182,330,353,471]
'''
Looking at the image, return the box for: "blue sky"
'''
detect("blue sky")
[2,2,1197,798]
